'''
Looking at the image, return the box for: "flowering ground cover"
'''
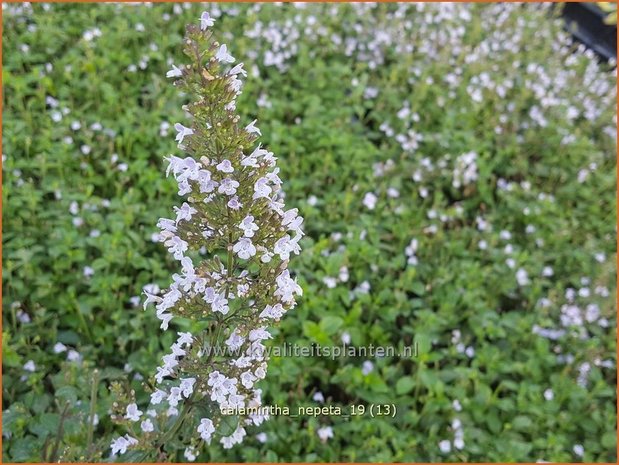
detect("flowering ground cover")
[2,2,617,463]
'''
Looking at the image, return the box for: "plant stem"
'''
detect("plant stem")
[86,369,99,459]
[50,401,70,462]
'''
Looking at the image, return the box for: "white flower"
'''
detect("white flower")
[177,332,193,347]
[226,330,245,350]
[313,391,325,403]
[180,377,196,397]
[215,44,235,63]
[216,159,234,173]
[543,388,554,401]
[253,177,272,199]
[125,403,142,422]
[174,123,194,144]
[184,447,197,462]
[573,444,584,457]
[245,119,261,135]
[150,389,166,405]
[140,419,154,432]
[166,64,183,78]
[439,439,451,454]
[158,312,173,331]
[67,350,81,362]
[220,426,246,449]
[542,266,554,277]
[239,215,259,237]
[167,387,183,407]
[317,426,333,442]
[23,360,36,372]
[53,342,67,354]
[199,11,215,30]
[274,269,302,304]
[233,238,256,260]
[273,235,301,260]
[516,268,529,286]
[218,178,239,196]
[197,418,215,443]
[240,371,257,389]
[174,202,197,223]
[227,196,242,210]
[361,360,373,375]
[453,152,478,188]
[210,291,229,315]
[341,332,351,345]
[249,327,272,342]
[110,436,136,456]
[283,209,303,234]
[165,236,188,260]
[229,63,247,77]
[259,303,285,320]
[362,192,377,210]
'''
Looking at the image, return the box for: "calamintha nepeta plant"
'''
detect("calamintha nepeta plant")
[109,12,303,460]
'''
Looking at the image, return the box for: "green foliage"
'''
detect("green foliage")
[2,2,616,463]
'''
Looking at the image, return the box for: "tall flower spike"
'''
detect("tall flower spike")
[109,12,304,459]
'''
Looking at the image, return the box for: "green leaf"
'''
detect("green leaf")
[395,376,415,395]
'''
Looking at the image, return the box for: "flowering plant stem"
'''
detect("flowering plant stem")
[110,10,304,459]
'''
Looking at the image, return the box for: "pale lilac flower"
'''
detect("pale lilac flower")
[23,360,36,372]
[141,419,154,432]
[239,215,259,237]
[216,159,234,173]
[125,403,143,422]
[317,426,333,442]
[174,123,194,144]
[361,360,373,375]
[573,445,584,457]
[67,350,82,362]
[110,435,136,456]
[245,119,261,136]
[166,64,183,78]
[516,268,529,286]
[197,418,215,443]
[218,178,239,196]
[233,238,256,260]
[227,196,242,210]
[150,389,166,405]
[215,44,235,63]
[253,178,272,199]
[184,447,197,461]
[543,388,554,401]
[229,63,247,77]
[439,440,451,454]
[363,192,377,210]
[53,342,67,354]
[199,11,215,30]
